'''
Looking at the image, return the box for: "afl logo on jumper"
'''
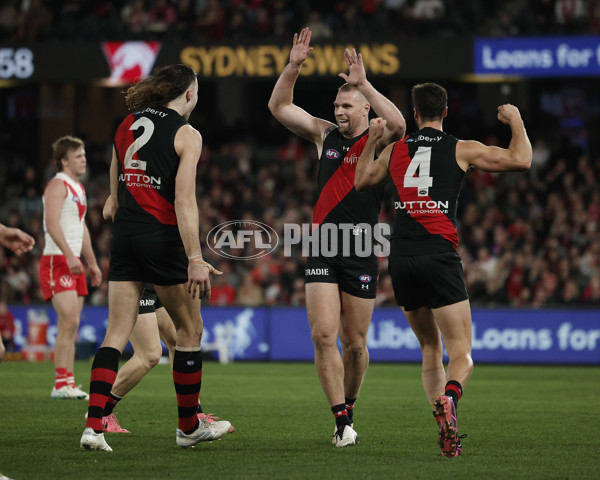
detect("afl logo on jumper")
[59,275,74,288]
[359,274,371,283]
[325,149,340,159]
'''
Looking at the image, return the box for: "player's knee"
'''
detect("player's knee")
[58,315,80,334]
[343,342,367,359]
[138,349,162,371]
[146,352,162,369]
[311,330,337,350]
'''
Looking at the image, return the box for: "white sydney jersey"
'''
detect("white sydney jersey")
[42,172,87,256]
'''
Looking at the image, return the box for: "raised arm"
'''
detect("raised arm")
[339,48,405,149]
[268,27,335,147]
[456,104,532,172]
[355,118,393,191]
[174,125,222,299]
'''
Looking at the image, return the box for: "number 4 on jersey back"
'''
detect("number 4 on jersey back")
[404,146,433,197]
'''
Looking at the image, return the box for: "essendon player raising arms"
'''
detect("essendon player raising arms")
[40,136,102,400]
[80,64,230,452]
[355,83,532,457]
[268,28,405,447]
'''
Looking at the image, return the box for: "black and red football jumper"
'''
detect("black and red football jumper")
[108,106,189,285]
[387,127,469,309]
[113,106,188,233]
[305,127,383,299]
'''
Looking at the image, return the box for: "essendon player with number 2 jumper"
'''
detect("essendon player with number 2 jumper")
[80,64,230,452]
[269,27,405,447]
[355,83,532,457]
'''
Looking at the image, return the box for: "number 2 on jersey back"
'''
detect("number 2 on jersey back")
[404,146,433,197]
[124,117,154,171]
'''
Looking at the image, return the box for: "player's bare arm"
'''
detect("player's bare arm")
[81,225,102,287]
[174,125,222,299]
[456,104,532,173]
[268,27,335,148]
[44,178,82,275]
[339,48,406,149]
[104,148,119,222]
[0,223,34,255]
[102,194,117,222]
[355,118,392,191]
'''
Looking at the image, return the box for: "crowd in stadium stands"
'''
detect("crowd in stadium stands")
[1,0,600,43]
[0,120,599,309]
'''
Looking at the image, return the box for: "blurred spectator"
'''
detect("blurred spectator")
[210,274,236,306]
[122,0,148,35]
[375,273,396,307]
[412,0,445,20]
[146,0,175,33]
[195,0,226,41]
[305,10,333,41]
[0,300,16,353]
[554,0,588,33]
[0,1,19,40]
[15,0,53,42]
[237,272,264,306]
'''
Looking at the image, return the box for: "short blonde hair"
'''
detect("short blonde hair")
[52,136,84,171]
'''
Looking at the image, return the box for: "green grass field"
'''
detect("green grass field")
[0,360,598,479]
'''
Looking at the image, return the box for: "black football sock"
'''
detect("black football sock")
[103,392,122,417]
[345,397,357,424]
[173,347,203,434]
[85,347,120,433]
[445,380,463,409]
[332,403,351,430]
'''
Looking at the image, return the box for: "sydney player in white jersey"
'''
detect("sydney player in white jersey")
[40,136,102,400]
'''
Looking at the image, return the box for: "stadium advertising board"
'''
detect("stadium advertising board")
[8,306,600,365]
[474,36,600,77]
[0,38,471,81]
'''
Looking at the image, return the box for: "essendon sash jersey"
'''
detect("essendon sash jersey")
[113,106,188,232]
[388,127,464,255]
[313,127,384,230]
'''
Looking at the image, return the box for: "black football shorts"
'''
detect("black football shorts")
[389,250,469,311]
[138,283,163,314]
[305,253,378,299]
[109,225,188,286]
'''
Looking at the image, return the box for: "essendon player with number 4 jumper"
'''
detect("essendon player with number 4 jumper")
[269,27,405,447]
[355,83,532,457]
[80,64,230,452]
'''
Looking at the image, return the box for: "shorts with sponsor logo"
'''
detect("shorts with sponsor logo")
[388,249,468,311]
[139,284,163,314]
[305,253,378,299]
[109,225,187,286]
[39,255,88,301]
